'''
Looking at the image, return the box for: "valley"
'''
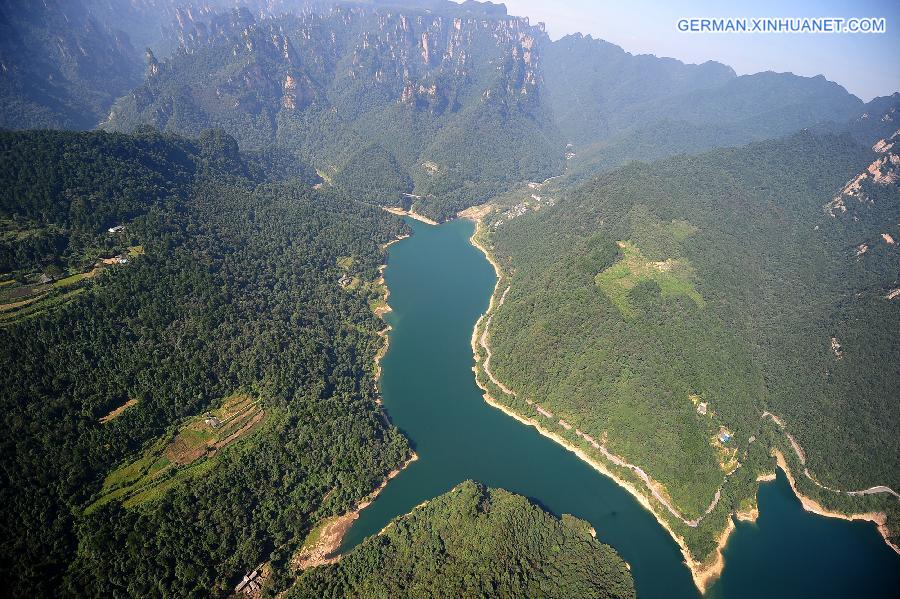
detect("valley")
[0,0,897,596]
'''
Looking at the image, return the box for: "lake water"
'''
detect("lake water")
[343,218,900,598]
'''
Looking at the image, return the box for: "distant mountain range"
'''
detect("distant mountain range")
[1,1,898,596]
[3,0,891,219]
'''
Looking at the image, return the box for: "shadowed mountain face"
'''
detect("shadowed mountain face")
[89,2,861,219]
[1,1,868,219]
[101,3,560,219]
[0,0,142,129]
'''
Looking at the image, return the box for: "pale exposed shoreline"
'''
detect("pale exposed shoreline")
[763,411,898,554]
[293,452,419,570]
[331,209,897,592]
[461,209,900,593]
[383,206,438,225]
[764,412,900,501]
[773,449,899,554]
[371,234,409,382]
[380,233,410,251]
[300,229,421,567]
[461,214,731,593]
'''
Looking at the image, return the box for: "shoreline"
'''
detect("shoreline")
[772,449,898,554]
[372,233,409,382]
[357,209,900,594]
[462,214,730,593]
[297,227,420,569]
[476,386,729,593]
[383,206,438,225]
[463,207,900,588]
[380,233,410,251]
[293,452,419,570]
[764,412,900,500]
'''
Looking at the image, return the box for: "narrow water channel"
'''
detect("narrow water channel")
[342,218,900,598]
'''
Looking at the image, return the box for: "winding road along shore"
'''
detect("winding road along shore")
[464,217,732,592]
[463,211,900,592]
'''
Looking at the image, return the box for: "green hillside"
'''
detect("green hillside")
[0,0,141,129]
[479,129,900,563]
[290,481,636,599]
[101,5,562,220]
[94,4,863,221]
[0,129,411,596]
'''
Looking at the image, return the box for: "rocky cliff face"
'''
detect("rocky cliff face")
[102,2,561,220]
[92,0,874,221]
[150,3,546,115]
[0,0,142,129]
[826,127,900,218]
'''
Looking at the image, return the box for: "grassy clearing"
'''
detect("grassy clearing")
[336,256,355,270]
[365,279,390,315]
[51,270,97,288]
[123,460,217,508]
[299,516,337,553]
[87,395,266,512]
[668,218,699,242]
[0,267,100,323]
[596,241,704,317]
[1,247,145,324]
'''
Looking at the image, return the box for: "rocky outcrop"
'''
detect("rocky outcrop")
[826,128,900,216]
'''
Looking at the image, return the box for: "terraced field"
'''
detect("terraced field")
[0,246,144,324]
[88,394,266,512]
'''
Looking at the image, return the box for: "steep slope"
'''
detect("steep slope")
[818,91,900,146]
[0,129,411,596]
[0,0,141,129]
[542,33,736,145]
[546,35,863,180]
[289,481,636,599]
[102,5,865,218]
[103,4,562,220]
[610,71,862,139]
[474,129,899,579]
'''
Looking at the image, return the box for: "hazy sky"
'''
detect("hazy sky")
[498,0,899,101]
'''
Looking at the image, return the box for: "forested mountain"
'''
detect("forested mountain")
[101,3,561,219]
[0,0,142,129]
[541,33,737,145]
[478,127,900,568]
[546,34,864,179]
[0,0,868,219]
[0,129,411,596]
[1,1,897,595]
[290,481,636,599]
[87,1,861,220]
[819,91,900,145]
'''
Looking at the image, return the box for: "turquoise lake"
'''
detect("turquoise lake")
[343,217,900,598]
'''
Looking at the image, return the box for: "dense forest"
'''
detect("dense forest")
[0,128,412,596]
[3,1,876,221]
[87,2,867,221]
[290,481,636,599]
[1,0,898,595]
[99,4,563,221]
[481,128,900,561]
